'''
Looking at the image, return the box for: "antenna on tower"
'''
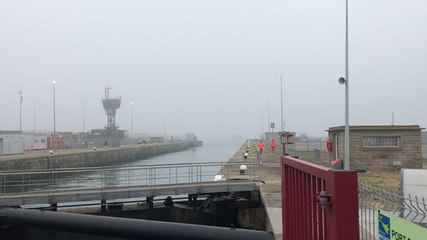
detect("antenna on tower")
[105,85,112,98]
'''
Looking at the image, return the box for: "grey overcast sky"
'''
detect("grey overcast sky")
[1,0,426,141]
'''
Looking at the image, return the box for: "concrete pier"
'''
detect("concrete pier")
[218,140,283,240]
[0,143,189,171]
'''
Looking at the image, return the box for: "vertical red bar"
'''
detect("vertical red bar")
[298,170,304,240]
[282,158,289,240]
[325,171,359,240]
[281,158,286,239]
[316,178,326,240]
[302,171,308,240]
[307,175,315,239]
[302,172,309,240]
[291,167,297,239]
[311,175,318,240]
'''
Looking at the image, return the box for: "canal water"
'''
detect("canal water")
[2,140,245,208]
[4,140,245,196]
[125,140,244,166]
[62,140,245,189]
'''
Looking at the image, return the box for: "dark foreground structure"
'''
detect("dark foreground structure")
[0,207,273,240]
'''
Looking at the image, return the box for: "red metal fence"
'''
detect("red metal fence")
[281,156,359,240]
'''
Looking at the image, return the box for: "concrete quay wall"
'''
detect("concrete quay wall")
[218,140,282,239]
[0,143,189,171]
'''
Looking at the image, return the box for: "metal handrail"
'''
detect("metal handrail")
[0,162,259,196]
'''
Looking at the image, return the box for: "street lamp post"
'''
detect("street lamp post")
[130,102,134,139]
[163,112,166,142]
[52,81,56,150]
[33,101,36,132]
[344,0,350,170]
[18,90,23,133]
[267,101,271,132]
[338,0,350,170]
[280,76,286,156]
[82,101,85,133]
[280,76,284,132]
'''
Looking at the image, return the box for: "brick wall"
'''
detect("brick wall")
[328,126,422,170]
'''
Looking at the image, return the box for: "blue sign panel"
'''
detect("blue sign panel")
[378,210,391,240]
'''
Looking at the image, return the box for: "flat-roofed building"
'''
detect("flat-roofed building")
[328,125,423,170]
[0,134,24,155]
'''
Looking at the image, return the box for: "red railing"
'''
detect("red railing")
[281,156,359,240]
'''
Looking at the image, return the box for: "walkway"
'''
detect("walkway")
[218,140,283,240]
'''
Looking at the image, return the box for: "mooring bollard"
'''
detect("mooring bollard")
[240,165,247,174]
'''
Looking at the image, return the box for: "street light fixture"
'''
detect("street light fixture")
[52,81,56,150]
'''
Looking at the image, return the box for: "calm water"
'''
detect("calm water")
[125,140,244,166]
[6,140,245,194]
[11,140,245,206]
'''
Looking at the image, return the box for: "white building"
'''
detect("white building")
[0,134,24,155]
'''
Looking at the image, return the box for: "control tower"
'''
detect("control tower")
[102,85,122,129]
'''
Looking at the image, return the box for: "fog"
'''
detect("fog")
[1,0,426,141]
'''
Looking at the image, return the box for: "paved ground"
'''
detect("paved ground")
[220,140,283,240]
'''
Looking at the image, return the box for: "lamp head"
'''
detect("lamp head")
[338,77,346,85]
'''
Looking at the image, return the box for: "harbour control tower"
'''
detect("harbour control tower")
[91,85,125,147]
[102,85,122,129]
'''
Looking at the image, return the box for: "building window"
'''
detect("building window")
[362,136,400,148]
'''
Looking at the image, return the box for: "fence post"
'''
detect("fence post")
[325,170,359,240]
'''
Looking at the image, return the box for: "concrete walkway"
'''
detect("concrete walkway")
[220,140,283,240]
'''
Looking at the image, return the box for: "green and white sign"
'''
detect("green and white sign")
[378,209,427,240]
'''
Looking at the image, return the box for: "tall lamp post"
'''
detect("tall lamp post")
[339,0,350,170]
[82,101,85,133]
[280,76,285,155]
[19,90,23,133]
[267,101,271,133]
[163,112,166,141]
[280,76,284,132]
[52,81,56,150]
[33,101,36,132]
[130,102,134,139]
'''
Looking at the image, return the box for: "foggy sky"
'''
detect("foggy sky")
[1,0,426,141]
